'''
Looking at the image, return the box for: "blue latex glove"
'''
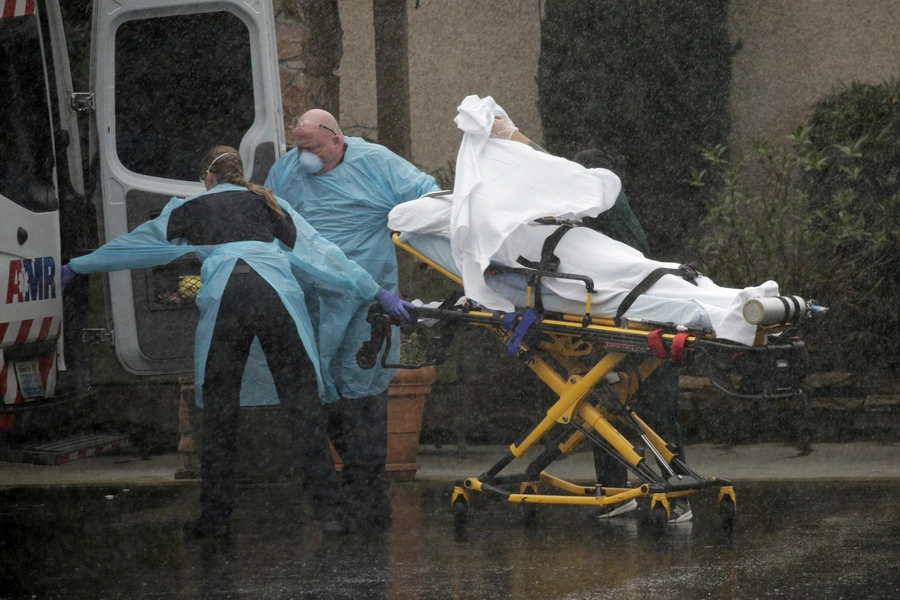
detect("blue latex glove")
[60,263,76,292]
[375,287,414,322]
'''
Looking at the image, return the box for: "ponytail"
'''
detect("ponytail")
[244,181,285,216]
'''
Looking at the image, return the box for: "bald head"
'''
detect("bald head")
[299,109,339,131]
[292,109,344,174]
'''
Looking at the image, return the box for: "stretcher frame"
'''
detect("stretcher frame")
[379,233,808,533]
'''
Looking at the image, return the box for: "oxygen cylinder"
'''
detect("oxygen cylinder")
[742,296,809,325]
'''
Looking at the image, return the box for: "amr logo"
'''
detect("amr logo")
[5,257,57,304]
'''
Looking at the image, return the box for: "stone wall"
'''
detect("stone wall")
[274,0,343,139]
[680,373,900,446]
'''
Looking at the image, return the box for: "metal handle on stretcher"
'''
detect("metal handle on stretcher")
[489,264,595,319]
[490,264,596,295]
[356,305,435,370]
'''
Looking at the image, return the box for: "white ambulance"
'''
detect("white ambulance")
[0,0,284,436]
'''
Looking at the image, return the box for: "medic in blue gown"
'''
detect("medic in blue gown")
[62,146,412,539]
[266,110,439,529]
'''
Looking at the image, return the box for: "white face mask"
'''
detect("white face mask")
[297,150,324,174]
[295,125,335,174]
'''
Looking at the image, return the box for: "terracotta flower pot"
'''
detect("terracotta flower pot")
[385,365,435,482]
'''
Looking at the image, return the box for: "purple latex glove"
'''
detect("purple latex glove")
[375,287,414,322]
[60,263,76,293]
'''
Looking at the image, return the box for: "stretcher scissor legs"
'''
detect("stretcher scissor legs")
[450,332,738,535]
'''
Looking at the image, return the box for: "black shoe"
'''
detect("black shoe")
[668,499,693,524]
[184,516,230,539]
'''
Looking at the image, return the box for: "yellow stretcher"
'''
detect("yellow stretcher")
[360,232,812,534]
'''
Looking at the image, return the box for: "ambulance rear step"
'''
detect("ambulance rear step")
[0,432,129,465]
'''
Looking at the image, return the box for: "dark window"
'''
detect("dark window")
[0,14,58,212]
[115,11,255,182]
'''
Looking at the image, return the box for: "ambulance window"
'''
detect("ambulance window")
[115,12,254,182]
[0,15,58,213]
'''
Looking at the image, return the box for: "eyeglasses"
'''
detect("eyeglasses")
[290,118,337,136]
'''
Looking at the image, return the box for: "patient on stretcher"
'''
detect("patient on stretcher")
[388,95,781,346]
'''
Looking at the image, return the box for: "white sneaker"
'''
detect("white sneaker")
[591,498,638,520]
[668,499,693,523]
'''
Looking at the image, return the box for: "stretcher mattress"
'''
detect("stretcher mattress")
[399,231,715,332]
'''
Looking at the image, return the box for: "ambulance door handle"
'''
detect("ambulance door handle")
[17,227,27,246]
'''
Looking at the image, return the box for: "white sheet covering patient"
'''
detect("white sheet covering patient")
[388,95,779,345]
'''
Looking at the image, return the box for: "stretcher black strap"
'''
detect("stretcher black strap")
[780,295,802,322]
[502,308,539,358]
[615,265,700,326]
[515,223,577,273]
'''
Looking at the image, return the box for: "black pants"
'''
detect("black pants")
[593,362,685,487]
[326,391,392,520]
[200,268,346,522]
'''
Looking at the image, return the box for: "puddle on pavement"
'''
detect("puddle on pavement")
[1,481,899,599]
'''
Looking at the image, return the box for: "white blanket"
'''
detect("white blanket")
[388,95,779,345]
[451,95,623,311]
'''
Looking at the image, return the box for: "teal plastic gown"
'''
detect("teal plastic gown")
[70,183,379,406]
[266,137,440,399]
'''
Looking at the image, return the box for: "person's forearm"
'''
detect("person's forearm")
[509,130,531,145]
[509,130,547,153]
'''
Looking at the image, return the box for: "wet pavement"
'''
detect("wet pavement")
[2,471,900,598]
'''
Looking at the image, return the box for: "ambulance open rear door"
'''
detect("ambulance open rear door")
[90,0,284,375]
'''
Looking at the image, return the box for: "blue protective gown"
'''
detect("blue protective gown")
[266,137,440,399]
[70,183,380,406]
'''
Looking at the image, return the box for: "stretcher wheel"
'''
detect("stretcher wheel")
[650,504,668,535]
[719,496,736,534]
[453,499,469,529]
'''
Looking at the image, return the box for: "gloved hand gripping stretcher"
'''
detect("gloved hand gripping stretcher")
[359,95,827,533]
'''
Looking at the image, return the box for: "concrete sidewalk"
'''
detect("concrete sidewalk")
[415,442,900,482]
[0,442,898,488]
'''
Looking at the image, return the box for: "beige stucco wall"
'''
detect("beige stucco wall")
[333,1,900,175]
[729,0,900,153]
[338,0,544,175]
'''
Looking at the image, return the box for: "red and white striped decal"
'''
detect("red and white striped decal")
[0,316,60,404]
[1,0,35,18]
[0,316,60,349]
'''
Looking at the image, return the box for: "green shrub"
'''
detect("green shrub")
[692,80,900,372]
[537,0,734,260]
[806,80,900,212]
[804,81,900,371]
